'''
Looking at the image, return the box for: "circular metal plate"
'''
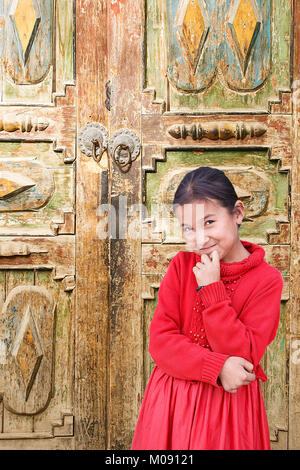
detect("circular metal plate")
[78,122,109,158]
[108,129,141,163]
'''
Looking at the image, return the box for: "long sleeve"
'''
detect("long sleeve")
[199,272,283,370]
[149,255,229,386]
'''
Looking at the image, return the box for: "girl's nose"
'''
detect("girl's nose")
[195,229,208,248]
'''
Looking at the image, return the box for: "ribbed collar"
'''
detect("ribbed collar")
[195,239,265,280]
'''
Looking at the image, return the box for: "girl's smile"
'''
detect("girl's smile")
[197,243,217,253]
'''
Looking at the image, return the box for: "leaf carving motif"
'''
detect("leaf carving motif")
[0,172,36,199]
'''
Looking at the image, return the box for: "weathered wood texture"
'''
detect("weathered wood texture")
[75,0,109,449]
[107,0,144,450]
[0,0,299,451]
[140,0,297,451]
[0,142,75,236]
[0,0,75,449]
[0,269,74,447]
[146,0,291,111]
[289,0,300,450]
[0,0,73,104]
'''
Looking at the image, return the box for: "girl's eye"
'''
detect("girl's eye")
[183,227,192,232]
[205,220,214,226]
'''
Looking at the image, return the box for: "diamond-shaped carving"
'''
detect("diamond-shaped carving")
[11,307,43,401]
[175,0,209,74]
[0,171,35,199]
[10,0,41,64]
[183,1,204,64]
[228,0,261,75]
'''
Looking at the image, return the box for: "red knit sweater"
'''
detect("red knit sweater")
[149,240,284,387]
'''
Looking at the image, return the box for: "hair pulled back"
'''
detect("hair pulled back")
[172,167,241,227]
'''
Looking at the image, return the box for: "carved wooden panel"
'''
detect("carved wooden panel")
[0,269,74,442]
[143,150,289,245]
[168,121,267,141]
[0,0,296,451]
[3,0,52,85]
[0,160,55,211]
[0,236,75,281]
[0,0,74,104]
[0,0,75,449]
[141,241,289,445]
[137,0,299,451]
[0,106,76,162]
[0,143,74,235]
[167,0,271,91]
[141,144,290,446]
[146,0,291,111]
[0,286,55,414]
[142,274,162,390]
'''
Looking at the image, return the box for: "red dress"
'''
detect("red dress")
[131,240,284,450]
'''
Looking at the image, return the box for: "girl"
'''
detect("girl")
[131,166,284,450]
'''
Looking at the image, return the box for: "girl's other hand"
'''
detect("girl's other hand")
[218,356,256,393]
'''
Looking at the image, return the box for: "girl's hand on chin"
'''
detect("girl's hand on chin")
[193,249,220,287]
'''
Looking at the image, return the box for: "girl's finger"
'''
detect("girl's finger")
[245,372,256,381]
[211,250,219,263]
[241,358,254,372]
[195,262,205,270]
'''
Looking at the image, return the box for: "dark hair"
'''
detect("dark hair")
[172,167,242,228]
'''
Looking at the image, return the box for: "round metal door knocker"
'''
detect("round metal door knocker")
[78,122,109,163]
[108,129,141,173]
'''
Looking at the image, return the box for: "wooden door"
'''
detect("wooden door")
[0,0,76,449]
[0,0,299,451]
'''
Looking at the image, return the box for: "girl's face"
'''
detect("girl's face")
[174,198,246,263]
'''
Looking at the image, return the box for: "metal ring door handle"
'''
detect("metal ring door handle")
[108,129,140,173]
